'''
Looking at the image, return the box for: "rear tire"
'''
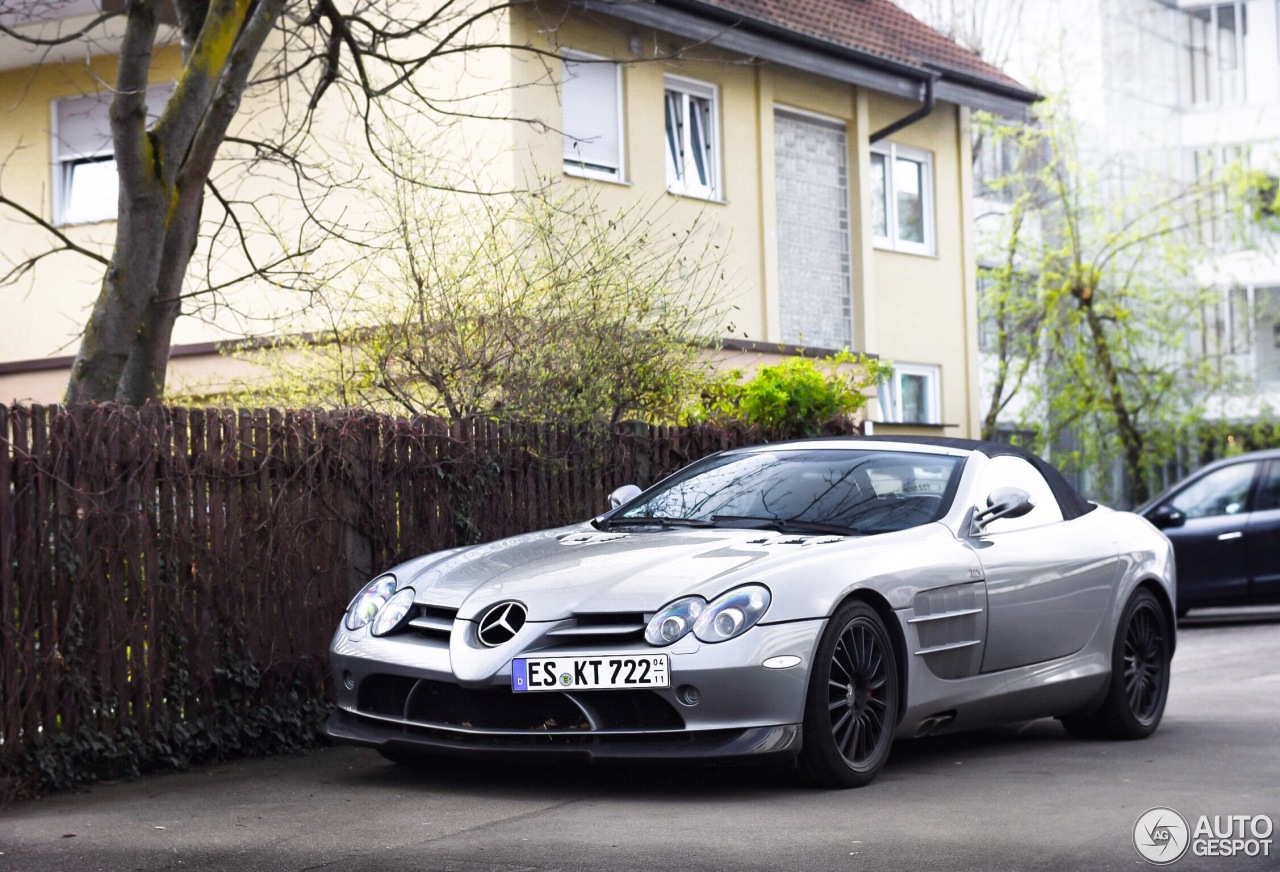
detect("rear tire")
[1060,588,1170,739]
[798,601,900,788]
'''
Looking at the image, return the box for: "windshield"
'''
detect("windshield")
[609,448,965,535]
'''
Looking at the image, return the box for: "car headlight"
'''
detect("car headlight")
[645,596,707,645]
[344,574,398,631]
[646,586,772,646]
[692,585,771,643]
[370,587,416,637]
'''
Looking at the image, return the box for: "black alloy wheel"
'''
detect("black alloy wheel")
[1061,588,1171,739]
[799,600,899,788]
[1123,595,1169,725]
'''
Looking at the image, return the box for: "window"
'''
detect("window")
[1189,143,1250,244]
[878,364,940,425]
[53,85,172,226]
[977,271,999,353]
[870,142,934,255]
[974,133,1021,202]
[1167,461,1258,518]
[53,93,117,225]
[1207,284,1280,385]
[615,448,963,536]
[1256,461,1280,512]
[561,52,624,182]
[1186,3,1248,107]
[664,76,719,199]
[977,267,1040,355]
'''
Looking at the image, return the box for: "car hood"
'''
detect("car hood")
[391,524,852,620]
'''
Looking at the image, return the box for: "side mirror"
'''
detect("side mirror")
[608,484,643,510]
[972,486,1034,533]
[1148,505,1186,530]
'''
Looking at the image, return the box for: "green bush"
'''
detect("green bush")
[688,351,891,438]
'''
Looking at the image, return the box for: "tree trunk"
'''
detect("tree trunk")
[117,175,205,403]
[1081,302,1148,504]
[65,0,165,403]
[64,0,282,403]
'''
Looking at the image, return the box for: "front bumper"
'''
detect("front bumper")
[327,619,822,762]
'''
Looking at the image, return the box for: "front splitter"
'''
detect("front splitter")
[326,708,802,764]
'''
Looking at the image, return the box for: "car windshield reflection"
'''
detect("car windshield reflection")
[604,449,963,535]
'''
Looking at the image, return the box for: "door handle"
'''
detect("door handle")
[1217,531,1243,541]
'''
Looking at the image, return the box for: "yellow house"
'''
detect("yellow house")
[0,0,1035,435]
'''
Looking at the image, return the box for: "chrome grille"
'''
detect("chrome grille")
[543,612,647,648]
[406,603,458,639]
[396,606,650,648]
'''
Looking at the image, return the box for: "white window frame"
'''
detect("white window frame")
[1185,2,1248,108]
[870,141,935,256]
[878,363,941,425]
[1212,283,1280,386]
[52,84,173,226]
[561,50,625,183]
[663,74,720,200]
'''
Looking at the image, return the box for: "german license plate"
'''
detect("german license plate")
[511,654,670,692]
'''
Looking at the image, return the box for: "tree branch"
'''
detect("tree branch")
[0,193,113,276]
[0,11,122,46]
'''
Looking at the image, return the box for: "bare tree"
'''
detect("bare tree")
[209,178,730,426]
[0,0,570,403]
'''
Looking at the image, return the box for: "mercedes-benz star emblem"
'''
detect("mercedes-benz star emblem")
[477,601,527,647]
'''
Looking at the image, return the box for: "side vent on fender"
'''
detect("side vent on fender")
[908,583,988,679]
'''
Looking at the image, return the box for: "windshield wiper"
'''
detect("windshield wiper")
[711,515,860,536]
[600,515,716,529]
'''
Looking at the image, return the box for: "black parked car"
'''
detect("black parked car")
[1141,449,1280,616]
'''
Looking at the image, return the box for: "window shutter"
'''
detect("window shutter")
[55,85,175,159]
[55,93,113,159]
[562,57,620,176]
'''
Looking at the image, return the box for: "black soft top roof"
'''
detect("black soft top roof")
[847,436,1098,520]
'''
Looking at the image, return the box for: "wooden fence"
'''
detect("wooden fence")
[0,404,764,796]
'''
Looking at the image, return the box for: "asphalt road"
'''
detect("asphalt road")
[2,607,1278,872]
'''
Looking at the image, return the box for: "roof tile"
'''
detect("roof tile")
[689,0,1028,93]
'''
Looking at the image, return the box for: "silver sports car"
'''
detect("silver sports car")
[326,437,1176,787]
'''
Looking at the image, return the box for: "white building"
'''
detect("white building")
[900,0,1280,431]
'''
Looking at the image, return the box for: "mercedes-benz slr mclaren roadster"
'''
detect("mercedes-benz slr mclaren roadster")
[326,437,1176,787]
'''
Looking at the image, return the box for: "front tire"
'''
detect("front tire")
[1061,588,1171,739]
[798,600,900,788]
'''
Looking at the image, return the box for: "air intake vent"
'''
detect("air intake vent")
[406,603,458,639]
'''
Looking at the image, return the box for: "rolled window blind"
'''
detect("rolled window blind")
[562,57,620,176]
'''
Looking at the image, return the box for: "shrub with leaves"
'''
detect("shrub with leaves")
[689,351,890,437]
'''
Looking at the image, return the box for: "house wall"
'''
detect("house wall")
[866,96,976,435]
[0,10,527,404]
[2,3,985,438]
[512,9,978,435]
[0,48,183,369]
